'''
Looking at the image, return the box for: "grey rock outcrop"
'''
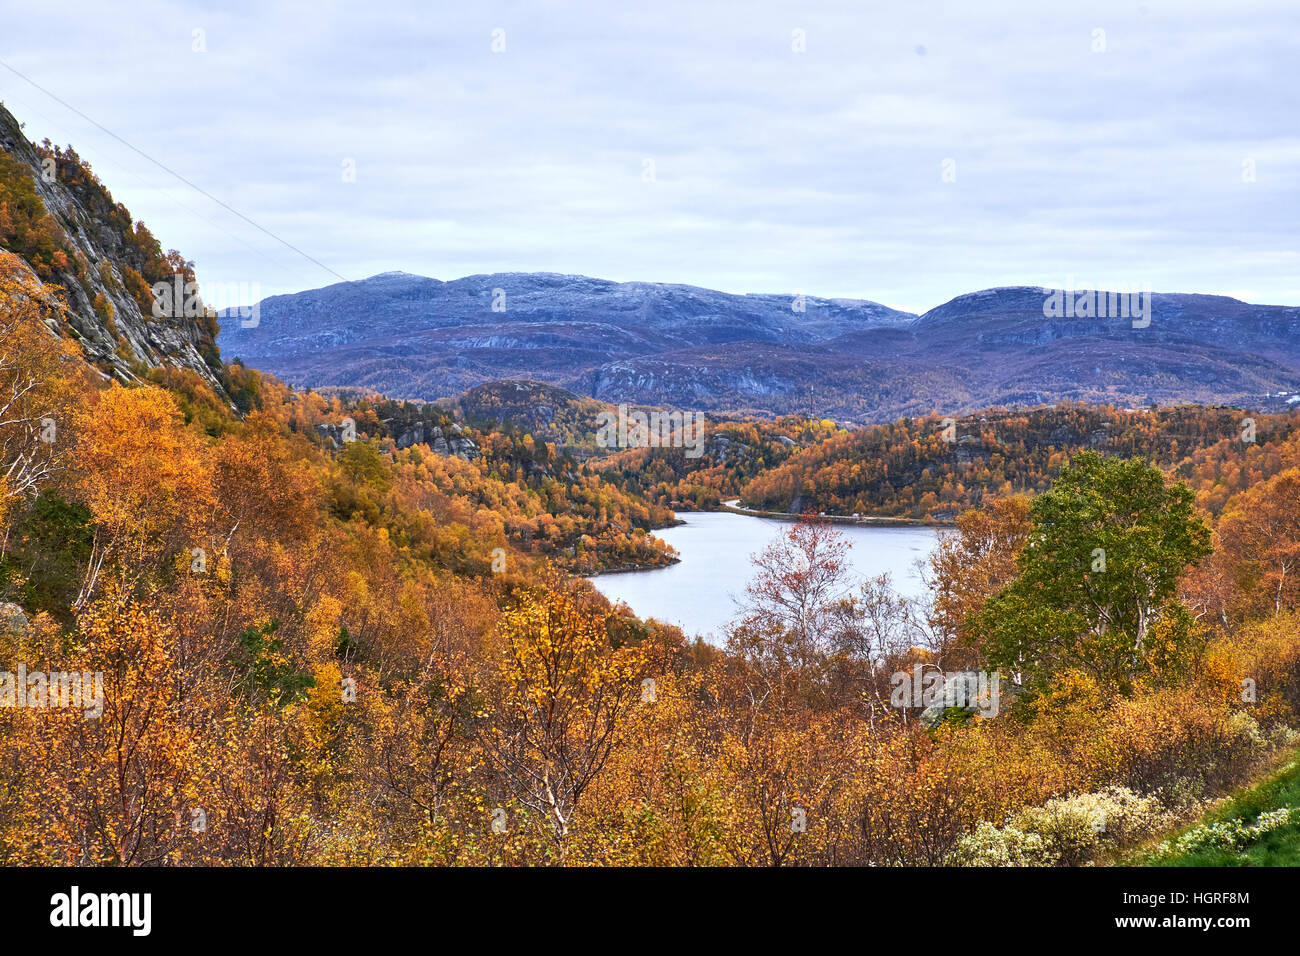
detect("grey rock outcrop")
[0,103,227,398]
[0,602,31,636]
[918,671,1001,729]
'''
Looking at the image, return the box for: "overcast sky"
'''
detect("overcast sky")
[1,0,1296,312]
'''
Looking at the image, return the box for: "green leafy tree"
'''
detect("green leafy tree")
[228,620,317,709]
[0,492,94,621]
[340,440,392,492]
[975,452,1211,694]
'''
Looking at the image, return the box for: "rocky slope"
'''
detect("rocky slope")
[0,102,225,396]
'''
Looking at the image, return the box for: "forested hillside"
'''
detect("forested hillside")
[737,403,1300,520]
[7,263,1299,863]
[590,415,840,510]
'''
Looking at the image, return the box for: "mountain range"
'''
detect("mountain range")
[217,272,1300,423]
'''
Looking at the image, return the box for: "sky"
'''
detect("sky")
[1,0,1296,313]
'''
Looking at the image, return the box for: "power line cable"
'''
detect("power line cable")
[0,58,350,285]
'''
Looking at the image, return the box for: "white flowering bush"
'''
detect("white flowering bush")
[948,821,1059,867]
[1160,776,1206,809]
[951,786,1175,866]
[1224,710,1269,760]
[1153,807,1300,858]
[1267,724,1299,750]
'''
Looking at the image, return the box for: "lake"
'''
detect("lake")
[589,511,940,643]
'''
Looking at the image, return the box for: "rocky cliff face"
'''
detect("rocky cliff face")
[0,103,226,397]
[387,421,480,458]
[315,419,480,459]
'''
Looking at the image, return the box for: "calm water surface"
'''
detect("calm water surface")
[589,511,939,643]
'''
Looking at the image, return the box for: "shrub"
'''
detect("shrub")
[951,786,1175,866]
[1154,807,1300,858]
[1107,691,1266,797]
[949,821,1058,867]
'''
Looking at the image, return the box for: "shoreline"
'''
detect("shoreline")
[714,499,954,528]
[585,557,681,578]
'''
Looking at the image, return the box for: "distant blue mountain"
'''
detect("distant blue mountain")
[218,273,1300,422]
